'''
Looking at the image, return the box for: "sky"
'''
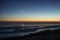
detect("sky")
[0,0,60,22]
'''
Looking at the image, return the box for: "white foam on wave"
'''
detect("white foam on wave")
[31,27,60,34]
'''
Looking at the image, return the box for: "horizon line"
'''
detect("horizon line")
[0,20,60,22]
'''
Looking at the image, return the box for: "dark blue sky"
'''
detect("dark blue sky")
[0,0,60,21]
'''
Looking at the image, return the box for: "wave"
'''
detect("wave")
[0,25,60,38]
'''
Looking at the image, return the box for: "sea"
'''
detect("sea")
[0,22,60,38]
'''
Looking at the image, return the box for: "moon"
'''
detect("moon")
[22,10,24,15]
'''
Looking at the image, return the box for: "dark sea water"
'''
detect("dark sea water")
[0,22,60,38]
[0,27,40,38]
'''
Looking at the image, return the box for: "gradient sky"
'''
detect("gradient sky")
[0,0,60,21]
